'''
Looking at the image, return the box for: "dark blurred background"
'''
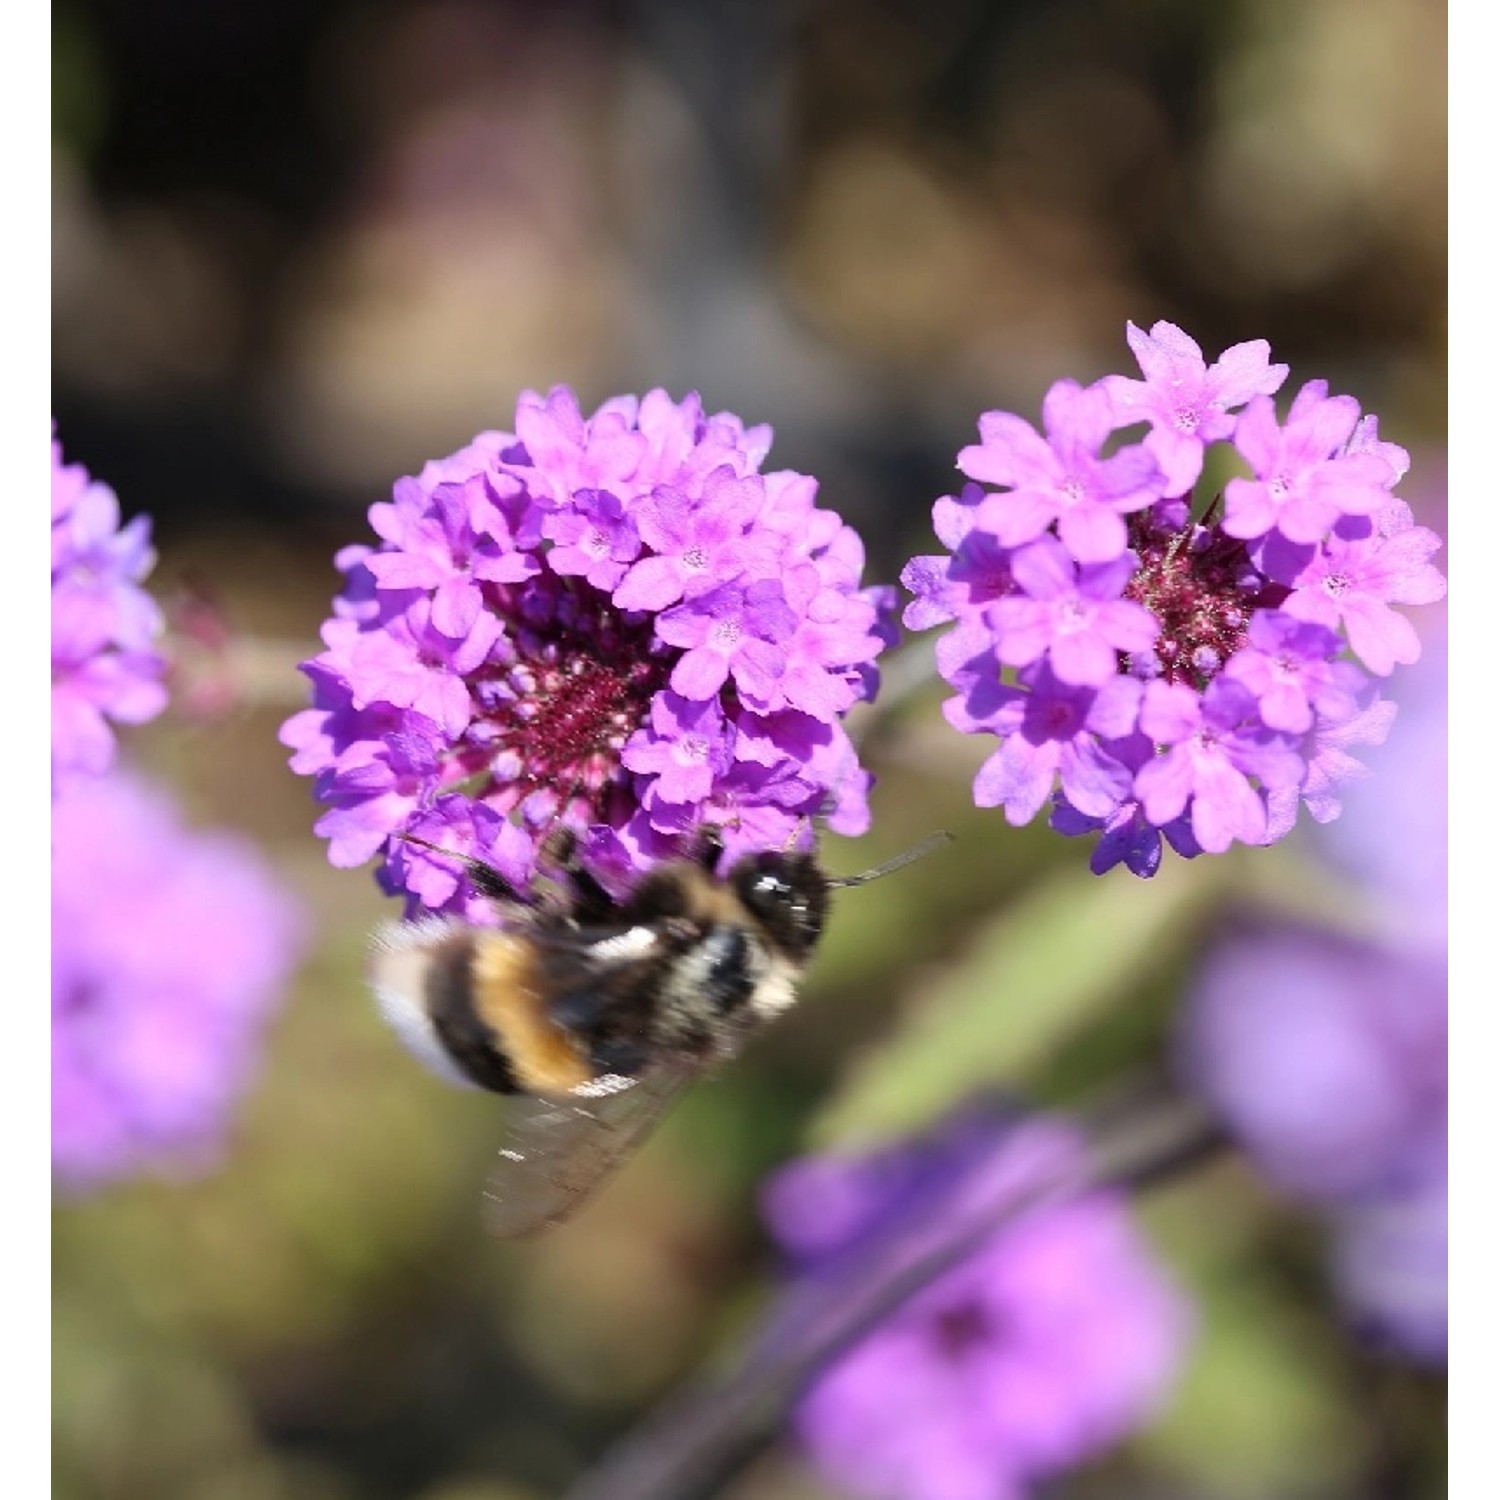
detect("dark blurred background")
[52,3,1446,1498]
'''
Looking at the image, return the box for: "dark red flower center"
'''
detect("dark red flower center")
[462,582,671,820]
[1125,507,1285,690]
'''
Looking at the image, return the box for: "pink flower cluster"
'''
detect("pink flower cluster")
[50,427,304,1189]
[902,321,1446,876]
[51,432,168,793]
[53,770,306,1188]
[282,387,891,913]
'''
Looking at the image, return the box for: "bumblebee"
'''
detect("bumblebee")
[370,827,947,1236]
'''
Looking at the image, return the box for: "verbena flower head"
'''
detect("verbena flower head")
[281,388,890,911]
[52,769,305,1189]
[51,429,168,794]
[763,1115,1191,1500]
[902,322,1446,876]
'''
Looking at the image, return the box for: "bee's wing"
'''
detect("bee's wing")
[483,1061,698,1237]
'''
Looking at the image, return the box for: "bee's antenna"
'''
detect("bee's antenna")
[826,831,955,890]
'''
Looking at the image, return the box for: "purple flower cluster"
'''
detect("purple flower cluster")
[763,1115,1191,1500]
[52,769,306,1189]
[51,431,168,794]
[901,322,1446,876]
[50,429,305,1191]
[281,387,890,911]
[1181,632,1447,1362]
[1183,925,1446,1363]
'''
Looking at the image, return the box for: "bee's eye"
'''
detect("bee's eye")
[749,871,792,906]
[733,855,827,960]
[735,863,794,922]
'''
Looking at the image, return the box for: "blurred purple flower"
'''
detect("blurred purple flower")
[1318,625,1447,948]
[52,770,305,1190]
[764,1115,1191,1500]
[901,323,1446,876]
[1182,611,1447,1363]
[281,388,888,912]
[1182,925,1445,1202]
[1330,1124,1447,1366]
[51,430,168,793]
[1184,922,1448,1369]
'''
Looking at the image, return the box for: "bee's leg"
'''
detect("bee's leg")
[688,821,726,873]
[547,992,651,1082]
[539,825,619,923]
[589,1038,650,1076]
[395,834,527,906]
[463,861,525,905]
[539,824,580,870]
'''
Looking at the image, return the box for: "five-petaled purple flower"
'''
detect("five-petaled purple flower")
[51,430,168,794]
[763,1114,1192,1500]
[901,321,1446,876]
[281,388,890,910]
[52,770,306,1189]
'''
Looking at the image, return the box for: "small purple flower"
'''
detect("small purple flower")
[310,712,448,869]
[960,668,1142,828]
[612,471,782,610]
[1219,612,1364,735]
[656,578,795,708]
[1263,692,1398,842]
[901,324,1445,875]
[958,379,1163,564]
[989,537,1157,686]
[1049,734,1203,878]
[1225,383,1394,545]
[621,692,735,807]
[51,431,168,793]
[1102,320,1289,496]
[541,489,641,593]
[1135,678,1306,853]
[764,1115,1192,1500]
[282,388,889,909]
[899,485,1021,631]
[1277,500,1448,677]
[52,769,305,1189]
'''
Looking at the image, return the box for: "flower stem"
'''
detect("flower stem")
[561,1076,1224,1500]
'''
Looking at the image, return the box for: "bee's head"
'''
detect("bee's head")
[730,851,829,963]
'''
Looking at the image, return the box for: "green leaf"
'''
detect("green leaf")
[1133,1172,1369,1495]
[810,851,1232,1147]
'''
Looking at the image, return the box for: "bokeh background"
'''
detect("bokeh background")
[52,2,1447,1498]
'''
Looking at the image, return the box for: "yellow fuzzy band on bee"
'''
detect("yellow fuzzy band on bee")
[470,935,594,1094]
